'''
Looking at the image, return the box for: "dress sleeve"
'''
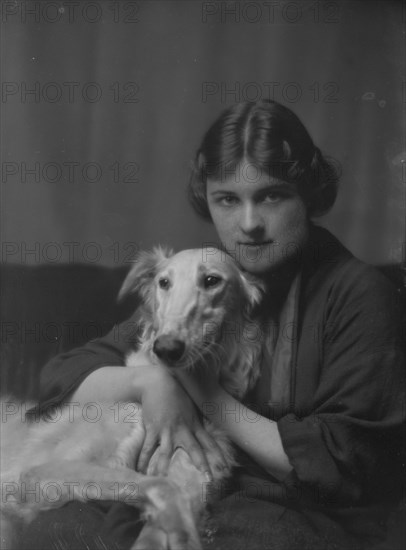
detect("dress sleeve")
[37,309,144,411]
[277,264,405,508]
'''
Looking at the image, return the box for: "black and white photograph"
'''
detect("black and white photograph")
[1,1,405,549]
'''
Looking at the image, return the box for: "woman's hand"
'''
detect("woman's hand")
[137,364,227,478]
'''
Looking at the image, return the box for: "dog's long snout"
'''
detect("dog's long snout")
[153,335,186,363]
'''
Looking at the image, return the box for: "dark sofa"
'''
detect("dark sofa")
[0,264,136,400]
[1,262,404,549]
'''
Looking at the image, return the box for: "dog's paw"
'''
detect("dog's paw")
[131,524,167,550]
[136,478,202,550]
[131,523,201,550]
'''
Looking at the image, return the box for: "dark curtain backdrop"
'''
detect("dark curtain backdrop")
[1,0,404,267]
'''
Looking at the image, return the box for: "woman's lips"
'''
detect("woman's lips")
[239,241,273,246]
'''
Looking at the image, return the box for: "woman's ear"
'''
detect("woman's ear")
[118,247,174,303]
[282,140,291,159]
[196,151,206,171]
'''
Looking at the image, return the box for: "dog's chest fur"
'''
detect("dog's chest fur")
[126,318,263,401]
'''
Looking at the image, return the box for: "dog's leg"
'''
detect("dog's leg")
[132,493,201,550]
[3,460,201,550]
[139,424,235,548]
[133,521,200,550]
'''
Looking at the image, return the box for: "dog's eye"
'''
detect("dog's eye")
[204,275,222,289]
[158,278,170,290]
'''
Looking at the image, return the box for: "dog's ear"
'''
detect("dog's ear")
[219,249,265,313]
[118,246,174,302]
[238,272,265,313]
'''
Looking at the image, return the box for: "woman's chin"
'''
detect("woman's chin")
[237,258,282,277]
[237,254,302,280]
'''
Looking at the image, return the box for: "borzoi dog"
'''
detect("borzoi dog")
[1,247,264,550]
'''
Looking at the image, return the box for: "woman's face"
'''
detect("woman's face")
[206,160,310,278]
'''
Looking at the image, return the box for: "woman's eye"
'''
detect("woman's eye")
[204,275,222,289]
[158,278,170,290]
[263,192,282,203]
[219,196,238,206]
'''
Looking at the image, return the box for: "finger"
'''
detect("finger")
[175,432,212,481]
[152,453,171,477]
[137,431,159,473]
[194,428,229,472]
[154,432,173,476]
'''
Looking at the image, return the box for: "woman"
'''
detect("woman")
[24,101,404,550]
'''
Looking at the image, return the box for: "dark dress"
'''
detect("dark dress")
[21,227,405,550]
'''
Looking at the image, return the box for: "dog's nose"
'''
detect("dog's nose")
[153,336,185,363]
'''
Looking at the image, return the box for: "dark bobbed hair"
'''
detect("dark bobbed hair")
[188,100,341,219]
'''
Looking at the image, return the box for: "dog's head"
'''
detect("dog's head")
[119,246,264,368]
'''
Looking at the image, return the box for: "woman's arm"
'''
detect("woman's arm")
[38,318,228,478]
[70,362,225,478]
[67,365,145,404]
[38,315,141,409]
[176,372,293,481]
[275,264,406,506]
[178,263,405,502]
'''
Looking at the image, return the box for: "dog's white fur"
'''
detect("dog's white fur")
[0,247,264,550]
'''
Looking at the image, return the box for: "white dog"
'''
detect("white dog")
[1,247,264,550]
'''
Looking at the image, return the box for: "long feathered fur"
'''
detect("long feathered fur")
[1,246,265,550]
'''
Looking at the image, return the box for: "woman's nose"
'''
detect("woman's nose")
[239,204,264,234]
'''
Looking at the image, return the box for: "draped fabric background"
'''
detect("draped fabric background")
[1,0,404,267]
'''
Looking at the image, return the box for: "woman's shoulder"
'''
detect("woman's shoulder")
[298,227,404,374]
[301,225,403,323]
[304,225,401,295]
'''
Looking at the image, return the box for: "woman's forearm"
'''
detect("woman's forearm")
[207,388,292,480]
[64,363,226,477]
[177,377,293,481]
[66,365,154,404]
